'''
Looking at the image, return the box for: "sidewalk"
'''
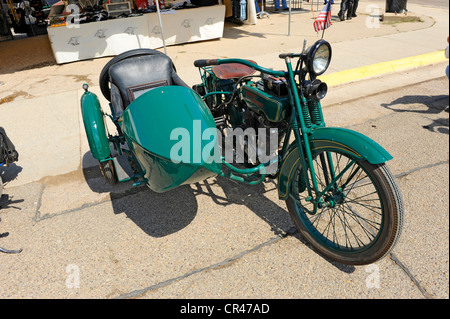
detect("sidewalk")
[0,0,448,188]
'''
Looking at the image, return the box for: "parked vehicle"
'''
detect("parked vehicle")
[0,127,19,198]
[445,36,449,79]
[81,41,404,265]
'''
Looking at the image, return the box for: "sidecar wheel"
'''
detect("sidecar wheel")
[99,160,118,185]
[286,151,404,266]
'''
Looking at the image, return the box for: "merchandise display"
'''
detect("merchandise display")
[0,0,221,33]
[1,0,227,62]
[45,0,225,63]
[46,0,218,28]
[1,0,50,37]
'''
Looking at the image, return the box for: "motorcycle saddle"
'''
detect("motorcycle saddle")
[212,60,257,80]
[108,54,188,117]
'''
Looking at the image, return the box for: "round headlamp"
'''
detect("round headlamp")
[307,40,332,77]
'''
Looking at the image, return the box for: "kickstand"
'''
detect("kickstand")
[0,217,22,254]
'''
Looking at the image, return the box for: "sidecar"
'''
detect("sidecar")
[81,49,222,193]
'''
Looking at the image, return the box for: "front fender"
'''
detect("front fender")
[309,127,392,164]
[277,127,392,200]
[80,91,110,160]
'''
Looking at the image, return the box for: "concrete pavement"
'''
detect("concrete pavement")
[0,0,448,299]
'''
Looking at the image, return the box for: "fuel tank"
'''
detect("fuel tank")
[240,82,290,123]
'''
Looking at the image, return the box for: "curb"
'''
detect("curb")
[320,50,448,87]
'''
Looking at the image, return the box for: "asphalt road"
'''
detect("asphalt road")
[407,0,449,9]
[0,64,448,303]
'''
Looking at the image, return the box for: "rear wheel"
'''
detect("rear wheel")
[286,150,404,265]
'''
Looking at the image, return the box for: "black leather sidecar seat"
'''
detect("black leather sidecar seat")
[100,49,189,118]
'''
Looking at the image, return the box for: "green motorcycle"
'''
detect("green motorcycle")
[81,39,403,265]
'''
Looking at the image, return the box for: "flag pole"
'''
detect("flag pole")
[155,0,167,55]
[288,0,292,36]
[321,2,330,39]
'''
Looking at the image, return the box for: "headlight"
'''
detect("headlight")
[306,40,332,77]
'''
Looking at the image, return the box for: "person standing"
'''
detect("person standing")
[338,0,354,21]
[255,0,261,13]
[351,0,359,17]
[274,0,288,11]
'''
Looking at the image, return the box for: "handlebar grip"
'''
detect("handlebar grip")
[279,53,302,59]
[279,53,292,59]
[194,59,219,67]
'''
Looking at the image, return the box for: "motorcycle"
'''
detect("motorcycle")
[81,40,404,265]
[0,127,19,198]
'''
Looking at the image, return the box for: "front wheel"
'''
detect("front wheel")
[286,150,404,265]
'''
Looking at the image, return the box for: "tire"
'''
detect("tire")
[286,150,404,265]
[99,160,118,185]
[99,49,174,102]
[0,176,3,198]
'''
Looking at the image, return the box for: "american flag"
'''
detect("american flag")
[313,2,332,33]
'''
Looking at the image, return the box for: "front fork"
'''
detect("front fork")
[284,58,339,212]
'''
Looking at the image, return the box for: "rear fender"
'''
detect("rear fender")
[277,127,392,200]
[80,91,111,160]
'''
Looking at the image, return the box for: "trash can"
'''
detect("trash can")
[386,0,408,13]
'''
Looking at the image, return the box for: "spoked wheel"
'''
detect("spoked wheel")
[99,159,118,185]
[286,150,404,265]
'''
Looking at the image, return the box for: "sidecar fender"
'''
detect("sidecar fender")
[277,127,392,200]
[80,91,111,160]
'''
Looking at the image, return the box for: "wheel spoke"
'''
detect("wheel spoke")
[289,148,403,265]
[335,205,368,249]
[293,150,385,252]
[340,202,379,239]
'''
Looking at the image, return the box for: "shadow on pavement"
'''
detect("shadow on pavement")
[381,94,449,134]
[82,152,355,273]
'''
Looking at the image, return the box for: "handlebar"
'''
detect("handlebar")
[279,53,302,59]
[193,58,285,77]
[193,59,219,67]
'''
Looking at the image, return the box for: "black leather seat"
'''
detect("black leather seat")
[107,52,189,117]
